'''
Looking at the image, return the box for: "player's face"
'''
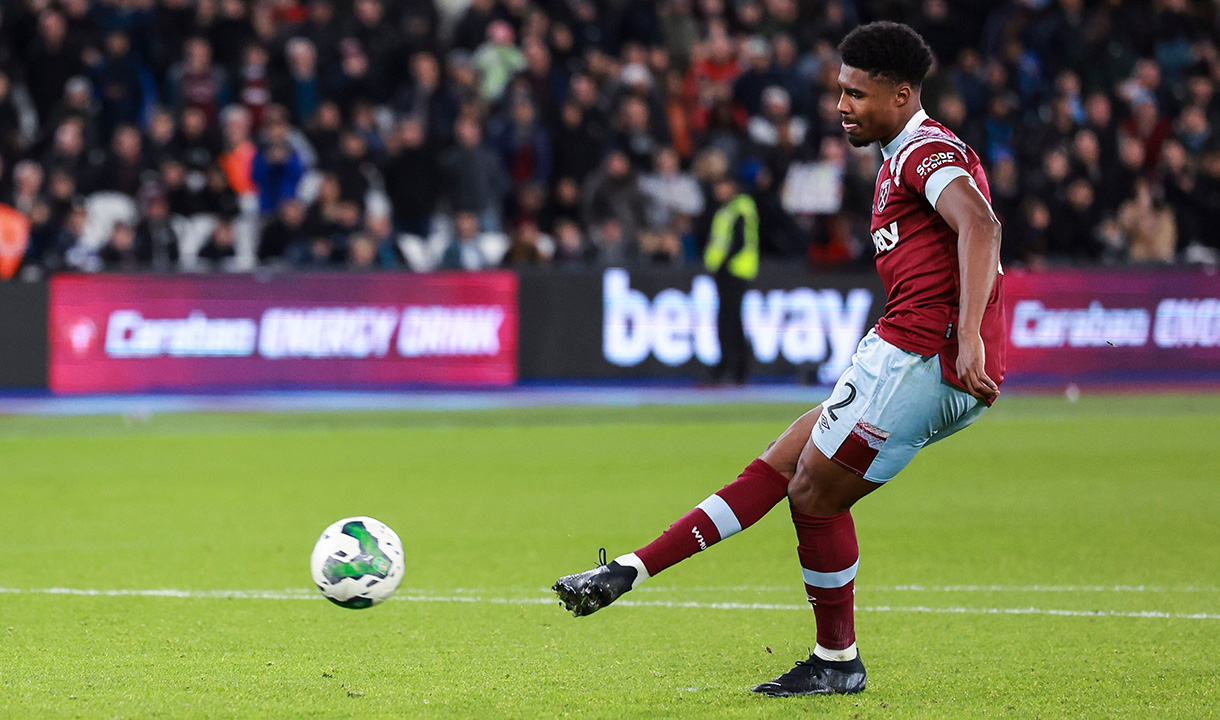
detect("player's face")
[837,64,906,148]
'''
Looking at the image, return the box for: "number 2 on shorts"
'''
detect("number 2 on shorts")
[825,382,857,422]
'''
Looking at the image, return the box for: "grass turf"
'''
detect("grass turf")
[1,393,1218,718]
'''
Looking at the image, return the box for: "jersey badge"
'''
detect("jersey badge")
[875,178,892,213]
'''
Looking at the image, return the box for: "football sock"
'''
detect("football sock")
[612,553,650,589]
[813,642,859,662]
[792,509,859,651]
[634,459,790,578]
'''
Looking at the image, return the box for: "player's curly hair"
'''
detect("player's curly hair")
[839,21,934,87]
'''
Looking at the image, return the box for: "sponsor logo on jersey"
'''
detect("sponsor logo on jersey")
[875,178,892,213]
[870,221,900,254]
[916,151,957,177]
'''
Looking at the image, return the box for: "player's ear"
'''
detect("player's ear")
[894,82,913,108]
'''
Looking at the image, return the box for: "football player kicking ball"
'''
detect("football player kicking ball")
[554,21,1006,697]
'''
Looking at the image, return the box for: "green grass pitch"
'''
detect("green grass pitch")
[1,393,1218,718]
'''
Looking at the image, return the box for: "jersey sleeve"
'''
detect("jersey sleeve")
[896,138,972,209]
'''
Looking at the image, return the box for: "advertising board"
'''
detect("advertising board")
[1003,269,1220,384]
[518,267,885,382]
[48,273,518,393]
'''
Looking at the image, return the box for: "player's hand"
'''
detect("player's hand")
[956,332,999,403]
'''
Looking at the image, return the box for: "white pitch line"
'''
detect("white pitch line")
[2,587,1218,620]
[632,584,1220,594]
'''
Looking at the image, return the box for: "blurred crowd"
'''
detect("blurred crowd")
[2,0,1220,276]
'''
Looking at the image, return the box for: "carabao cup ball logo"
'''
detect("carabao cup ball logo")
[876,178,892,213]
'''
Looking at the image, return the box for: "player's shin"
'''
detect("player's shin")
[791,509,859,659]
[627,459,789,584]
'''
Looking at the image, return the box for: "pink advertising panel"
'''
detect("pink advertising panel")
[49,273,518,394]
[1002,269,1220,382]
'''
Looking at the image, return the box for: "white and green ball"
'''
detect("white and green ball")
[310,516,405,609]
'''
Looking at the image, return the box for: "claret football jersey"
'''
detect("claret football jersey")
[868,109,1006,398]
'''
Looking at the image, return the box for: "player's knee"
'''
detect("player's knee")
[786,458,818,507]
[788,457,857,516]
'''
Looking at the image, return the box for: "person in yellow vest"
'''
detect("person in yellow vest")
[704,175,760,384]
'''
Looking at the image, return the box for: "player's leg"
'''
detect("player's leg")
[552,407,822,616]
[751,440,876,697]
[754,331,986,696]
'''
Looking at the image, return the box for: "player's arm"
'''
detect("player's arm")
[935,176,1001,403]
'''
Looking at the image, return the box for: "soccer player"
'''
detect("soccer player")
[553,21,1006,697]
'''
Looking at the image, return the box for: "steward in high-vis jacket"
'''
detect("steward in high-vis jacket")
[704,176,759,384]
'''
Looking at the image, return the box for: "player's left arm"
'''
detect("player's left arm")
[935,176,1001,403]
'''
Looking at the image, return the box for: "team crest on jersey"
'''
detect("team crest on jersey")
[875,178,892,213]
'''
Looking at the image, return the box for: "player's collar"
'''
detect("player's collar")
[880,108,929,160]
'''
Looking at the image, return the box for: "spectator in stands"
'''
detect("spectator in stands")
[490,95,552,186]
[1119,178,1177,263]
[440,117,511,232]
[134,184,179,272]
[8,161,44,217]
[640,147,704,231]
[474,21,526,103]
[382,117,439,238]
[582,150,649,251]
[25,10,84,128]
[659,0,700,70]
[41,117,91,181]
[551,217,595,265]
[332,38,387,113]
[92,125,146,197]
[259,199,309,263]
[346,232,378,269]
[177,106,220,172]
[331,131,375,204]
[304,101,343,167]
[552,101,605,184]
[146,108,178,167]
[98,222,141,271]
[281,38,324,127]
[543,177,583,232]
[201,165,241,219]
[393,51,458,144]
[364,213,400,268]
[91,31,150,141]
[440,211,493,271]
[345,0,400,83]
[166,37,230,128]
[747,86,808,157]
[502,219,549,266]
[518,37,567,116]
[733,37,776,118]
[197,218,238,269]
[251,111,305,215]
[235,43,274,132]
[218,106,257,198]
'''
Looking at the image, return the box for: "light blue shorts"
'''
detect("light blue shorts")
[811,329,984,483]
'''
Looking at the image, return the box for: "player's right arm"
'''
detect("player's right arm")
[935,176,1001,403]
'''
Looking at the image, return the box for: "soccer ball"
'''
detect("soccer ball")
[310,516,405,609]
